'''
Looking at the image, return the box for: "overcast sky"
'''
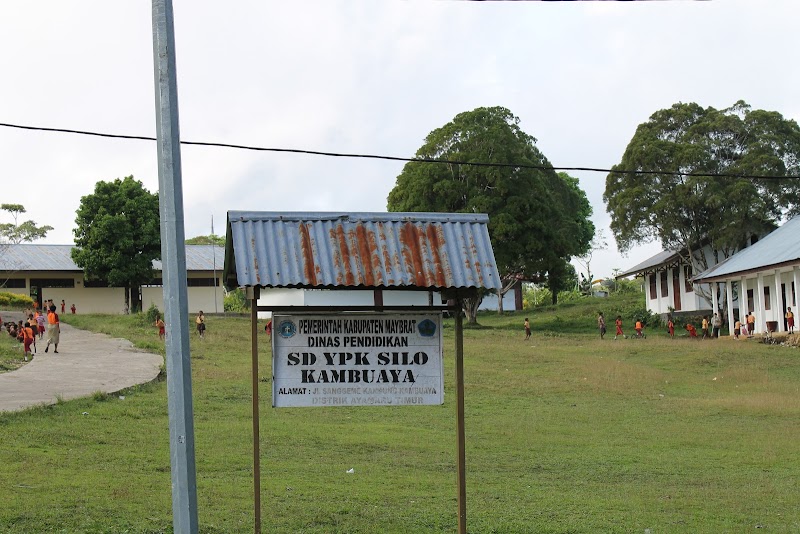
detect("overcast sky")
[1,1,797,280]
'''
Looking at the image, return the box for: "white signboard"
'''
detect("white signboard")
[271,313,444,407]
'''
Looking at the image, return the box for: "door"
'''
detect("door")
[672,269,682,311]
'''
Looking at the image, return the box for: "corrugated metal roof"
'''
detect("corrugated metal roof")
[153,244,224,271]
[224,211,502,291]
[0,244,79,271]
[0,244,223,272]
[694,216,800,281]
[616,249,680,278]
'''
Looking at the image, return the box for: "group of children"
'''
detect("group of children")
[153,310,206,340]
[5,301,62,362]
[606,313,647,340]
[730,307,795,339]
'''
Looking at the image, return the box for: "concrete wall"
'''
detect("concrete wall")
[1,270,223,314]
[478,291,517,312]
[42,287,126,314]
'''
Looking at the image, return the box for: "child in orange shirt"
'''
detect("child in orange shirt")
[614,316,624,340]
[635,320,644,338]
[23,321,36,361]
[155,316,166,340]
[685,323,698,338]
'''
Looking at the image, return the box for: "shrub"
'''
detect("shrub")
[0,291,34,309]
[224,288,250,313]
[145,303,161,324]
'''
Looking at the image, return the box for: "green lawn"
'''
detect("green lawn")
[1,294,799,533]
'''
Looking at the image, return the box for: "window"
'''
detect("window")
[764,286,771,310]
[649,274,657,299]
[83,279,110,288]
[187,277,219,287]
[684,265,693,293]
[1,278,26,288]
[29,278,75,288]
[660,271,669,297]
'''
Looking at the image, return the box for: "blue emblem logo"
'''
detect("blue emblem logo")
[278,320,296,339]
[418,319,437,337]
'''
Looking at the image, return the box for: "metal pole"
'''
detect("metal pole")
[151,2,199,532]
[212,215,218,314]
[454,305,467,534]
[248,286,262,533]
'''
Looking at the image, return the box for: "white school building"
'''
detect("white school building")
[0,244,224,314]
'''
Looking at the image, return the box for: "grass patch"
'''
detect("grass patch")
[0,295,798,532]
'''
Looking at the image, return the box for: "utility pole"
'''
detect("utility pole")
[151,1,199,532]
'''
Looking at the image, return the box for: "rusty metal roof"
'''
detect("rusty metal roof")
[223,211,502,291]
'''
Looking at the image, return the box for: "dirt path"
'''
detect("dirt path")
[0,311,163,412]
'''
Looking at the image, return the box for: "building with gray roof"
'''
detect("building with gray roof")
[0,244,223,313]
[694,216,800,335]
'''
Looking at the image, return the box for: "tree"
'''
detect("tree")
[186,234,224,246]
[575,229,607,296]
[72,176,161,311]
[604,101,800,302]
[0,203,54,244]
[544,260,578,305]
[543,173,595,304]
[387,106,594,322]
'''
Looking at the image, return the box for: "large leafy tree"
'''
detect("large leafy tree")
[605,101,800,300]
[544,172,595,304]
[0,203,53,244]
[72,176,161,311]
[387,106,594,321]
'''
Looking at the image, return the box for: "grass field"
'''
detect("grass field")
[1,293,799,533]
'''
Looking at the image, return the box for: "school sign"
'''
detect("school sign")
[272,313,444,407]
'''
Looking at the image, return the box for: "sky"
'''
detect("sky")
[1,0,798,281]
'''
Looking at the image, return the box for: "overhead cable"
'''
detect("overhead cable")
[1,121,798,180]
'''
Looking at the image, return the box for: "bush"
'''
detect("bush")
[616,302,661,327]
[0,291,34,309]
[224,288,250,313]
[145,303,161,324]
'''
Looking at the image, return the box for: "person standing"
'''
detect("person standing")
[747,312,756,337]
[23,321,36,361]
[44,305,60,353]
[597,312,606,339]
[523,318,531,340]
[668,315,675,338]
[60,299,66,314]
[614,315,624,340]
[701,316,710,339]
[155,315,166,341]
[712,313,722,338]
[786,307,794,334]
[36,310,45,339]
[70,303,76,314]
[196,311,206,340]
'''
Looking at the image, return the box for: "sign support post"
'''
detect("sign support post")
[248,286,262,533]
[455,304,467,534]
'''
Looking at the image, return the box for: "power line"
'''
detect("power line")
[1,120,799,180]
